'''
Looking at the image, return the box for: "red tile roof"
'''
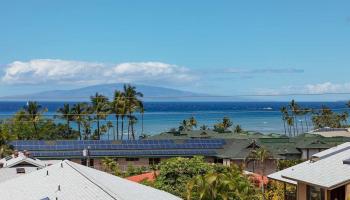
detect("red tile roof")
[126,172,157,183]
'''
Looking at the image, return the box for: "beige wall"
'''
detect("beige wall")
[297,182,307,200]
[345,184,350,200]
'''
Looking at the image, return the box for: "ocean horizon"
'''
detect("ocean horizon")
[1,101,349,139]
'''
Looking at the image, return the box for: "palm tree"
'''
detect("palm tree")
[280,107,288,135]
[81,116,93,140]
[286,116,294,137]
[56,104,73,136]
[123,84,143,140]
[129,115,138,139]
[289,100,299,135]
[140,102,145,136]
[234,125,243,133]
[186,165,258,200]
[247,148,273,200]
[106,121,113,140]
[71,103,87,140]
[222,117,233,131]
[303,108,310,132]
[120,101,127,140]
[23,101,47,138]
[189,116,197,129]
[112,90,124,140]
[90,93,109,140]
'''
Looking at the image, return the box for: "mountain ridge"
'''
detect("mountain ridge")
[0,83,215,101]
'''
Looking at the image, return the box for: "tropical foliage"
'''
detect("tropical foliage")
[186,165,259,200]
[213,117,233,133]
[280,100,349,137]
[154,156,213,198]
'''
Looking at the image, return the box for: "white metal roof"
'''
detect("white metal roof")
[0,152,45,168]
[268,142,350,189]
[267,167,297,185]
[0,160,182,200]
[0,167,39,183]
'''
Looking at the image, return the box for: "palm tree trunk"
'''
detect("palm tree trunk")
[131,123,135,140]
[142,113,144,136]
[33,121,38,138]
[116,116,119,140]
[97,116,100,140]
[282,119,286,135]
[78,122,81,140]
[128,119,130,140]
[121,117,124,140]
[294,115,299,135]
[67,118,70,136]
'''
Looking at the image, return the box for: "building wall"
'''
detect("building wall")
[300,148,327,160]
[297,182,307,200]
[345,183,350,200]
[241,159,277,174]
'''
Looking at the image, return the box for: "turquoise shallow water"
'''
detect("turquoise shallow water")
[0,101,348,138]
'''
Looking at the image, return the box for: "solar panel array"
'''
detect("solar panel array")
[10,139,225,158]
[30,150,216,158]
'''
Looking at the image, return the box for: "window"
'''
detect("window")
[307,185,324,200]
[16,168,26,174]
[81,159,94,167]
[126,158,139,162]
[81,159,87,166]
[149,158,161,165]
[89,159,94,167]
[214,158,223,164]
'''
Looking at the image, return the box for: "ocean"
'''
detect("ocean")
[0,101,348,138]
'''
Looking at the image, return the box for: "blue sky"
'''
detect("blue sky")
[1,0,350,100]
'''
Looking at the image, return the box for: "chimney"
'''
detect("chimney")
[14,150,19,158]
[23,150,30,157]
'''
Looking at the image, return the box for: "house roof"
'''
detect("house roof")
[0,152,45,168]
[126,172,157,183]
[9,134,350,161]
[268,142,350,189]
[0,160,181,200]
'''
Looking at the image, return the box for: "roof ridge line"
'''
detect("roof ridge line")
[64,160,124,200]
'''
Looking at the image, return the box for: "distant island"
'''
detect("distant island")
[0,83,214,101]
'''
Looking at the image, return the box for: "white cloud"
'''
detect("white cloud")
[226,68,304,74]
[1,59,196,86]
[256,82,350,95]
[304,82,350,94]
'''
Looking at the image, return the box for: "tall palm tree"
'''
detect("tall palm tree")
[71,103,87,140]
[280,107,288,135]
[90,93,109,140]
[289,100,299,135]
[23,101,47,138]
[303,108,310,132]
[139,102,145,136]
[129,115,138,139]
[56,104,73,136]
[112,90,124,140]
[120,101,127,140]
[286,116,294,137]
[106,121,113,140]
[123,84,143,140]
